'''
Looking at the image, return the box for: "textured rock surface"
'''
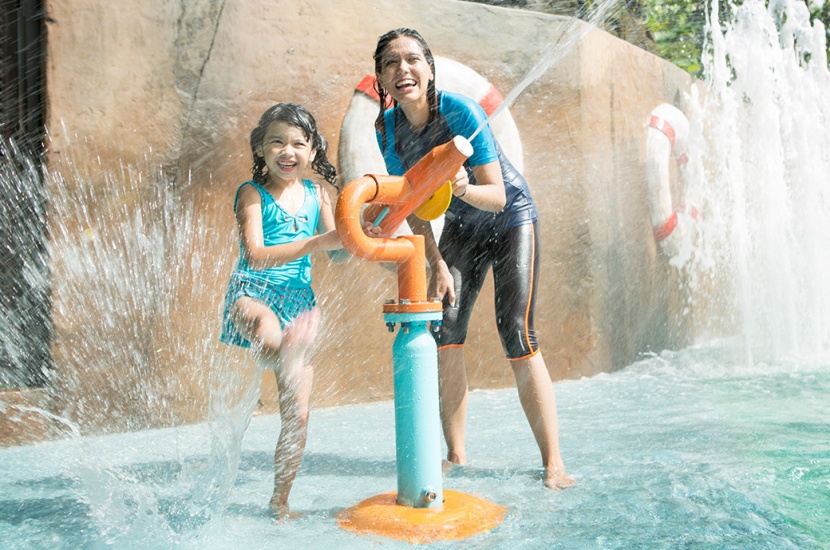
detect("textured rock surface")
[36,0,693,436]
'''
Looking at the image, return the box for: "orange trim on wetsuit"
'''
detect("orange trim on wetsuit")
[437,344,465,351]
[507,349,540,362]
[437,345,541,361]
[522,222,537,354]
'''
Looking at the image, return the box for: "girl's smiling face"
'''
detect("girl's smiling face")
[376,36,434,107]
[257,121,316,185]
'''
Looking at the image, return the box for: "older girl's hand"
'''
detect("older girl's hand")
[429,259,456,306]
[451,167,469,198]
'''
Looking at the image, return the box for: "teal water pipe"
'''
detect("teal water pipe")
[334,137,473,510]
[385,311,444,508]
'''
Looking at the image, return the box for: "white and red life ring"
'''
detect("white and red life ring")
[645,102,699,264]
[337,56,524,237]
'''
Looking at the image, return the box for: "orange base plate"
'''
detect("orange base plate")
[337,489,507,543]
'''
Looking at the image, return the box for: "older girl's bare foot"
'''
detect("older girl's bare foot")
[544,467,576,489]
[446,450,466,466]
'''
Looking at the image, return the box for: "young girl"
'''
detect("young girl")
[220,102,346,519]
[371,28,575,489]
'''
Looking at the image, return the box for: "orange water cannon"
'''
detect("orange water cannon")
[362,135,472,236]
[335,135,472,313]
[334,135,507,542]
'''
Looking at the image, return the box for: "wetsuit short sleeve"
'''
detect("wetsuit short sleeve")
[440,92,499,167]
[377,112,407,176]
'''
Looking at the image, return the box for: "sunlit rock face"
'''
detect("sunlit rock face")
[23,0,690,438]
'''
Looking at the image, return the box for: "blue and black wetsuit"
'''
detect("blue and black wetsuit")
[378,91,543,360]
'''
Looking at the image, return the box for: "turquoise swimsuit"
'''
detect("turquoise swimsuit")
[220,179,320,348]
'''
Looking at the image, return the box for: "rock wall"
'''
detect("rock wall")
[30,0,693,438]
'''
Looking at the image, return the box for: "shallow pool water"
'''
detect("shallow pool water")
[2,0,829,547]
[1,340,827,549]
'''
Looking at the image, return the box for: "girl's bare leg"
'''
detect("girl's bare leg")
[268,310,319,519]
[231,297,285,351]
[511,352,576,489]
[438,346,468,466]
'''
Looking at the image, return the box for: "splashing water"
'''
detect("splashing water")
[467,0,622,142]
[687,0,830,363]
[0,140,50,389]
[40,138,240,435]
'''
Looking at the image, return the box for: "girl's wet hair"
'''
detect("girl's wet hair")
[372,28,439,150]
[250,102,338,189]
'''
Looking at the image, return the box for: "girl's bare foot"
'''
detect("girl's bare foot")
[544,467,576,489]
[446,450,466,466]
[270,501,303,523]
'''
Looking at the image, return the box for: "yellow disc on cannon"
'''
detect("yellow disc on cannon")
[413,181,453,221]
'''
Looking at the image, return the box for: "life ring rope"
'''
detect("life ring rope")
[653,211,678,242]
[648,115,689,166]
[654,203,700,242]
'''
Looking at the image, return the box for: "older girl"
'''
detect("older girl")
[371,28,575,489]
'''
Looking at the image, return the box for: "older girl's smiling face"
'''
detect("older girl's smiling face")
[376,36,433,107]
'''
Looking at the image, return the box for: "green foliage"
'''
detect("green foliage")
[641,0,830,77]
[641,0,707,76]
[466,0,830,76]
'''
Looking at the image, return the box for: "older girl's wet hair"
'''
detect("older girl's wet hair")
[372,28,439,150]
[249,102,338,189]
